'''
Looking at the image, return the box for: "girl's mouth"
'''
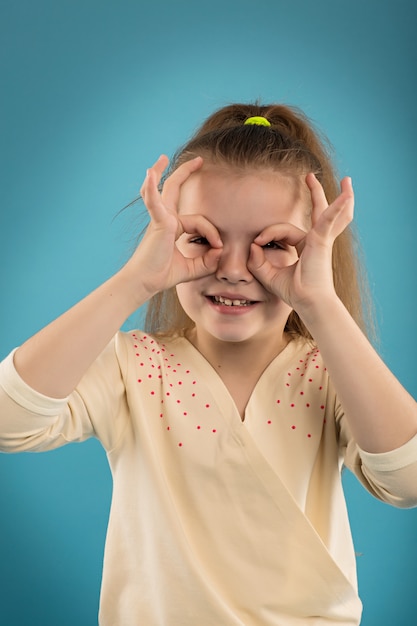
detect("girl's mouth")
[208,295,257,307]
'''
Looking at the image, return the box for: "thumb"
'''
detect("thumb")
[186,247,223,281]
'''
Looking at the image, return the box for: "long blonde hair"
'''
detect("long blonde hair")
[144,103,374,341]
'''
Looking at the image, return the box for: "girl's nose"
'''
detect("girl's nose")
[215,245,253,284]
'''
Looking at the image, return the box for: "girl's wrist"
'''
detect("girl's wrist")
[294,291,343,333]
[108,267,157,318]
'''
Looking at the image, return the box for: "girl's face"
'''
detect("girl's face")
[176,165,309,351]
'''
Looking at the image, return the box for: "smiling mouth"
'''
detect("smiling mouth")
[208,295,257,307]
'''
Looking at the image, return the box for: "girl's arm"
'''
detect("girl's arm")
[299,293,417,453]
[249,175,417,454]
[13,156,222,399]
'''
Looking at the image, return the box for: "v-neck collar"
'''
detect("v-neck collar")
[172,335,306,425]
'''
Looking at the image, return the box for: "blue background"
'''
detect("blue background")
[0,0,416,624]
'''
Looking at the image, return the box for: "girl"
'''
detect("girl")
[1,103,416,625]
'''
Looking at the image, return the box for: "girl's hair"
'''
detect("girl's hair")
[144,102,374,341]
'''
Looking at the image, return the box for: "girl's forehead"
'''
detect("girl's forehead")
[180,163,309,195]
[178,165,311,227]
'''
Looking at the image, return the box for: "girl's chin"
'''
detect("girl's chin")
[199,322,265,345]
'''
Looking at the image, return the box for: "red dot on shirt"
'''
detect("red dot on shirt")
[291,425,296,429]
[205,404,210,408]
[307,433,312,438]
[321,405,325,410]
[306,403,310,408]
[137,379,142,383]
[150,391,155,395]
[276,399,281,404]
[290,403,295,407]
[267,420,272,424]
[178,442,183,447]
[212,429,216,433]
[197,425,201,430]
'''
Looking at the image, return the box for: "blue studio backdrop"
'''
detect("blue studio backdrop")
[0,1,416,624]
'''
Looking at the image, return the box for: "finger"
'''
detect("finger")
[140,154,169,198]
[162,157,203,212]
[247,242,268,273]
[187,247,223,280]
[305,174,354,240]
[305,173,329,225]
[141,167,172,225]
[253,222,306,249]
[313,177,354,240]
[178,214,223,249]
[151,154,170,180]
[247,243,292,296]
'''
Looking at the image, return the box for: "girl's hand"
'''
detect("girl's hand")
[247,174,354,313]
[124,155,223,303]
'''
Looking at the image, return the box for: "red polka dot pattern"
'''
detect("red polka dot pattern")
[131,332,222,451]
[270,346,329,440]
[130,333,330,451]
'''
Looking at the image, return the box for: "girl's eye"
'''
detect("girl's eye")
[262,240,285,251]
[189,236,209,246]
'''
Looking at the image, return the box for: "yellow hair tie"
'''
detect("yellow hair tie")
[244,116,271,127]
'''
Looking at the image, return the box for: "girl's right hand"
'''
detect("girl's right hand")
[124,155,223,305]
[11,155,223,398]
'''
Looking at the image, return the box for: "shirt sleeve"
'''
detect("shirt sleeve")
[338,406,417,509]
[0,334,130,453]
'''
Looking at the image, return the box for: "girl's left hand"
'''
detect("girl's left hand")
[247,174,354,313]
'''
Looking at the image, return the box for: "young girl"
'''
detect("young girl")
[1,103,416,625]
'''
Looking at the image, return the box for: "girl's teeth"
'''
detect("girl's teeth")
[213,296,251,306]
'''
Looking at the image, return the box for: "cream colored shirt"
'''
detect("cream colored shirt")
[1,331,417,625]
